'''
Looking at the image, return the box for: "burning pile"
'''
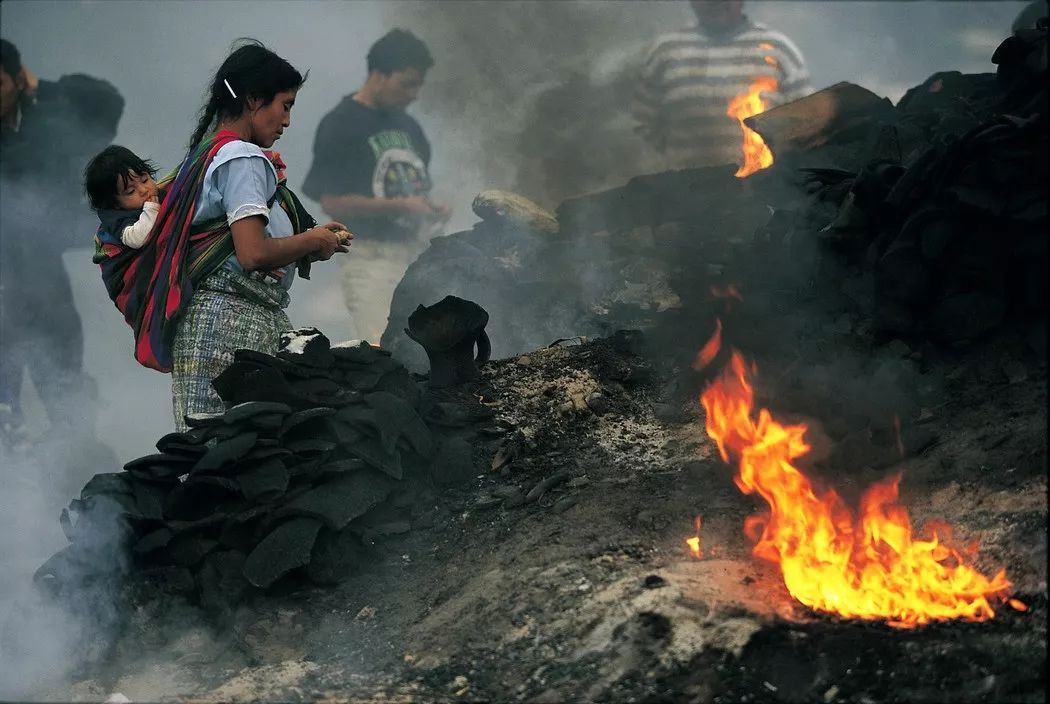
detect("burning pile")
[728,75,777,178]
[693,321,1026,628]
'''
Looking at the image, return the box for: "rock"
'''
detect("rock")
[585,392,609,416]
[238,458,290,502]
[525,471,571,503]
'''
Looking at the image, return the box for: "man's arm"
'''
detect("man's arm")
[318,193,437,223]
[631,41,666,150]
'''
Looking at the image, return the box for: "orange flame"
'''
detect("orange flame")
[686,515,703,558]
[727,76,777,178]
[699,346,1019,628]
[691,319,723,372]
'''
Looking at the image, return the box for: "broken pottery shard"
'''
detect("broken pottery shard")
[192,432,258,474]
[184,412,226,428]
[365,391,424,455]
[472,190,559,234]
[132,481,167,521]
[525,471,571,504]
[155,431,208,456]
[80,473,132,500]
[243,517,323,589]
[278,471,393,530]
[278,407,336,437]
[133,527,174,556]
[345,435,403,480]
[211,362,307,408]
[237,458,290,502]
[123,453,194,477]
[222,401,292,425]
[164,479,239,521]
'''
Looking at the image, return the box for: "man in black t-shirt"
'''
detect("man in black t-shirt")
[303,29,449,343]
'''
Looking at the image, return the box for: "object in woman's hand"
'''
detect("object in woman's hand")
[333,229,353,246]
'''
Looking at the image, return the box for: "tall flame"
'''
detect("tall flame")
[727,75,777,178]
[698,329,1019,628]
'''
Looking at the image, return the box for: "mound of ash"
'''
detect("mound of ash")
[33,328,498,616]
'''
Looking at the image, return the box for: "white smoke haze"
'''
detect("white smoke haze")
[0,0,1031,699]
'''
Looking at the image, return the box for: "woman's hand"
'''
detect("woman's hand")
[306,221,352,260]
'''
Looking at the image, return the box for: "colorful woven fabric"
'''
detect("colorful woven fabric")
[170,267,290,431]
[92,135,314,373]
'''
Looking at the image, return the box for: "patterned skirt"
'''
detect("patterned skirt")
[171,268,291,431]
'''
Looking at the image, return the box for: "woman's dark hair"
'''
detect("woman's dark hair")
[188,38,307,149]
[84,145,158,211]
[367,29,434,74]
[0,39,22,81]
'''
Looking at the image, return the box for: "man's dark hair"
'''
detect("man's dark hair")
[188,38,308,149]
[367,29,434,75]
[1,38,22,81]
[84,145,159,211]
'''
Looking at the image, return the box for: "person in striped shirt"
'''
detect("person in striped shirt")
[632,0,813,170]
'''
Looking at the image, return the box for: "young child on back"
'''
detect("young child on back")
[84,145,161,248]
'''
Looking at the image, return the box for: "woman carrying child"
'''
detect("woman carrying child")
[91,40,351,431]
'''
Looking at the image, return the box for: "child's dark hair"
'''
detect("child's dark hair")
[188,38,307,149]
[83,145,158,212]
[367,29,434,74]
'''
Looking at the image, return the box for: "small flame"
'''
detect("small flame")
[697,338,1018,628]
[691,319,723,372]
[1008,598,1028,612]
[686,515,703,558]
[727,76,777,178]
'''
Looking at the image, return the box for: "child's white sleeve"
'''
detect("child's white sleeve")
[121,201,160,248]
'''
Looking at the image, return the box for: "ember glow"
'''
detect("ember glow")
[686,515,703,559]
[697,324,1021,628]
[727,75,777,178]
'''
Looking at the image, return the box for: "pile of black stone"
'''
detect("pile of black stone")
[34,328,462,614]
[791,22,1048,347]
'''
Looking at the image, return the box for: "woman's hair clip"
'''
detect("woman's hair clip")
[224,78,237,99]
